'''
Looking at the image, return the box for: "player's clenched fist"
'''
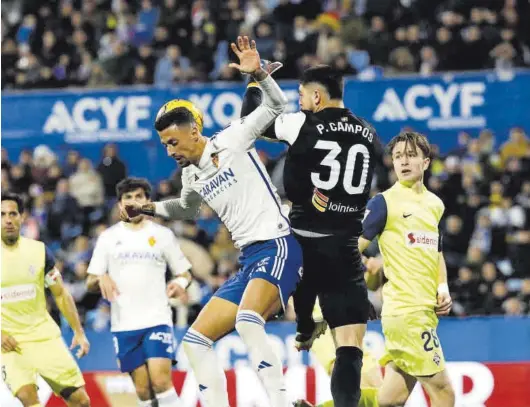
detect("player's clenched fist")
[1,331,20,353]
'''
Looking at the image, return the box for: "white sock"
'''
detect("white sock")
[235,310,288,407]
[137,399,153,406]
[156,387,181,406]
[182,328,230,407]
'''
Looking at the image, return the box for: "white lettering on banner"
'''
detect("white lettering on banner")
[43,96,152,143]
[188,89,299,129]
[373,82,486,129]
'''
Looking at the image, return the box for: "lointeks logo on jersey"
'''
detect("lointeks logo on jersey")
[199,168,238,202]
[405,231,439,248]
[312,188,360,213]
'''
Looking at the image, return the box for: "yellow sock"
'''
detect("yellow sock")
[316,401,334,407]
[359,387,379,407]
[247,81,259,88]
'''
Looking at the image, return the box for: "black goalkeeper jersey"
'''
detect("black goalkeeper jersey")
[279,108,383,236]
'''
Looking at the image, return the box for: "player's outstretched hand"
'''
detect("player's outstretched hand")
[1,331,20,353]
[71,331,90,359]
[99,274,120,302]
[229,36,261,75]
[436,292,453,316]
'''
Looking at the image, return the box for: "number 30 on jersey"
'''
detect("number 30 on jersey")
[311,140,370,195]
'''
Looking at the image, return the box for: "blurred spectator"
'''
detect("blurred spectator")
[69,158,105,233]
[97,144,127,201]
[154,45,189,86]
[47,179,83,242]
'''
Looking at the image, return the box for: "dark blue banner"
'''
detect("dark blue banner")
[3,70,529,181]
[63,317,530,371]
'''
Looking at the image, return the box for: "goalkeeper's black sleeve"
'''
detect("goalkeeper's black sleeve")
[240,84,278,140]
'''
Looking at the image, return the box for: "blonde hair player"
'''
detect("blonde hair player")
[297,132,455,407]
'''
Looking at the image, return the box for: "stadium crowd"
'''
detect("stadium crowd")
[2,126,530,331]
[2,0,530,90]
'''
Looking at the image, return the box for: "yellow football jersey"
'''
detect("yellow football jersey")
[1,237,61,343]
[363,181,444,317]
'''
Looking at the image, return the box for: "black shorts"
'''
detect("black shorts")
[294,232,371,329]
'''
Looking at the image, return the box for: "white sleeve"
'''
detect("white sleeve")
[154,171,202,220]
[87,233,109,276]
[217,74,287,151]
[163,232,192,276]
[274,111,307,145]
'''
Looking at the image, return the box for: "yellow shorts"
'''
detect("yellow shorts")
[311,301,378,379]
[380,310,445,377]
[1,336,85,397]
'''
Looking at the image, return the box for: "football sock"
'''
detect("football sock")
[236,310,288,407]
[331,346,363,407]
[156,387,181,406]
[182,328,230,407]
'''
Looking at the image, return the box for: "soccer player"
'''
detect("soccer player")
[122,36,303,407]
[86,177,192,407]
[1,192,90,407]
[294,257,384,407]
[240,64,383,406]
[297,132,455,407]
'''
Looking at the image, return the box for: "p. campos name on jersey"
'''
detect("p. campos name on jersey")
[199,168,238,202]
[316,122,374,142]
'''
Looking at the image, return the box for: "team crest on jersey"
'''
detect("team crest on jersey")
[28,265,36,276]
[148,236,156,247]
[433,352,441,366]
[211,153,219,168]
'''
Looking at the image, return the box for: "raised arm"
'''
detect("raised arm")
[218,36,287,150]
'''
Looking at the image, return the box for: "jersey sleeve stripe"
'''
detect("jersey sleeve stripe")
[247,151,291,229]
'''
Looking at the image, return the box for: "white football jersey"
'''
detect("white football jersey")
[87,221,191,332]
[155,74,291,248]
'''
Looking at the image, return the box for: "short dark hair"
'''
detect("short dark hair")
[154,107,195,132]
[300,65,344,99]
[1,192,24,213]
[116,177,152,200]
[387,131,432,159]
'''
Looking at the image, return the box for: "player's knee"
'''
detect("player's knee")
[134,384,152,402]
[378,394,407,407]
[16,385,39,406]
[150,375,173,394]
[377,389,409,407]
[66,388,91,407]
